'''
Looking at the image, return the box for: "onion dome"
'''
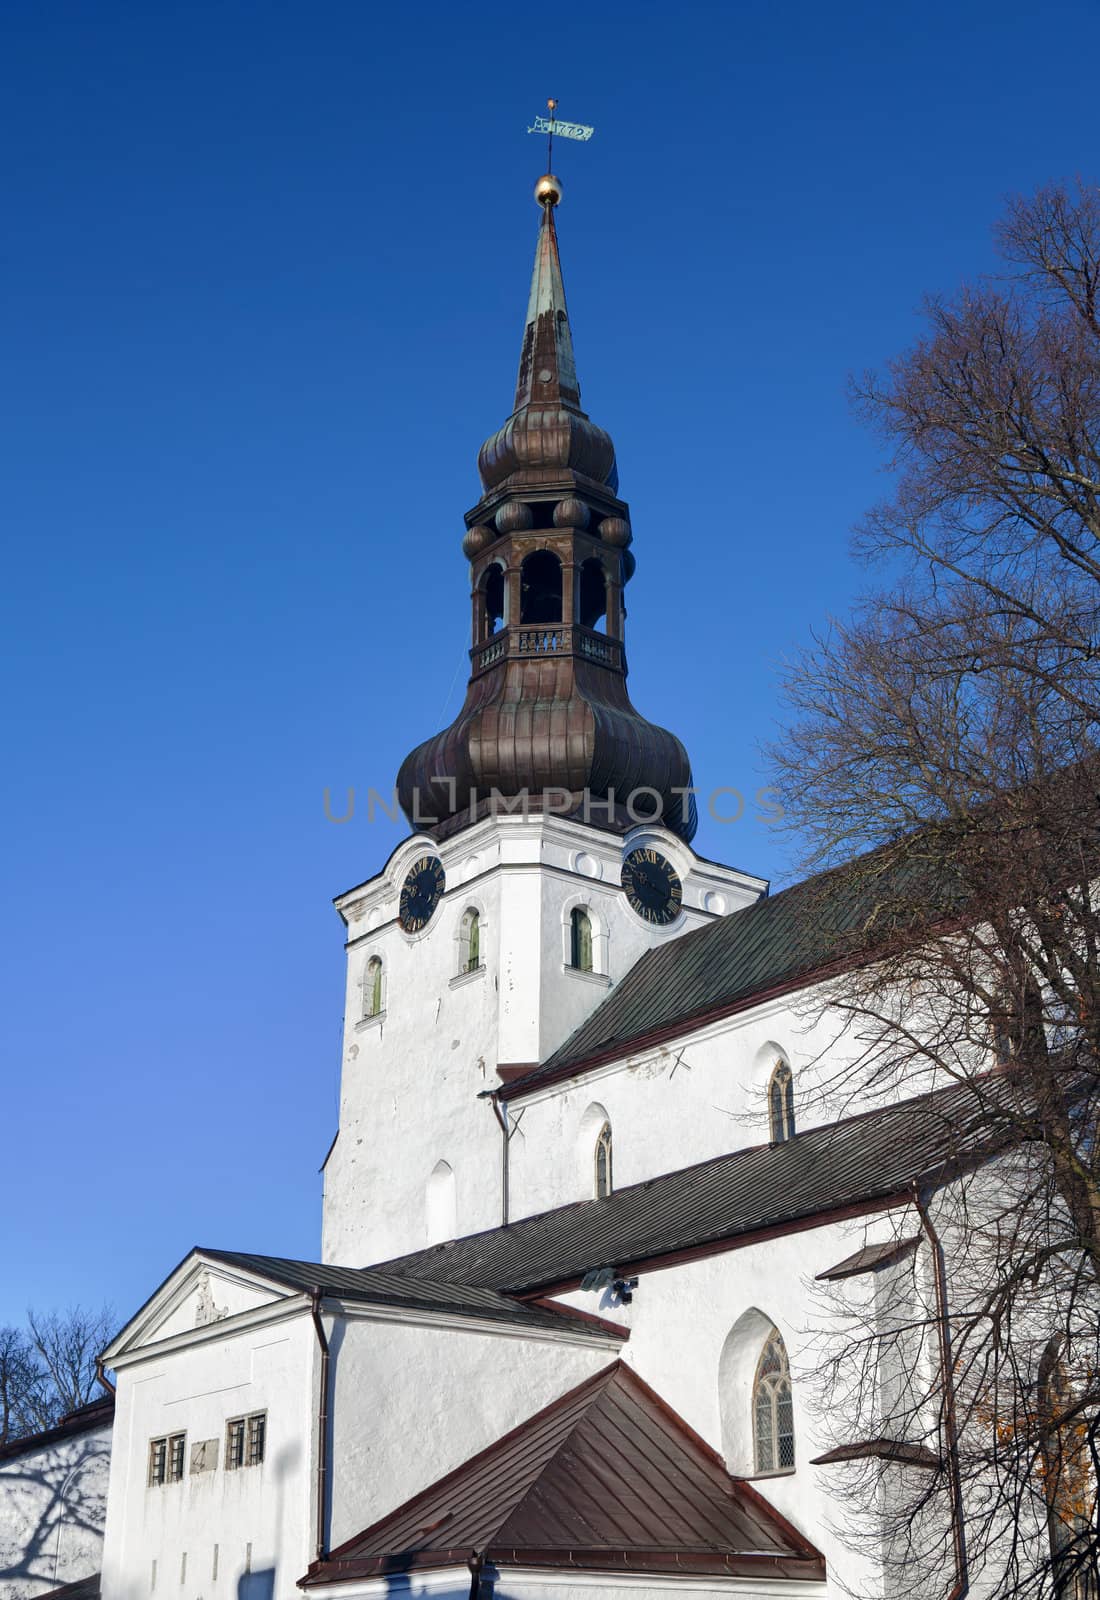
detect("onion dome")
[396,180,696,844]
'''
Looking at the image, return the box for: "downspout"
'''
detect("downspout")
[913,1185,969,1600]
[490,1095,510,1225]
[94,1357,115,1396]
[467,1550,485,1600]
[309,1290,332,1564]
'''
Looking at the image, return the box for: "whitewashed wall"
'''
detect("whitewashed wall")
[100,1313,318,1600]
[323,817,761,1268]
[0,1417,111,1600]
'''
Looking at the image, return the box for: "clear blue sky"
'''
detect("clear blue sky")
[2,0,1097,1331]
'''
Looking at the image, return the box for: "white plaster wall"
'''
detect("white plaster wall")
[306,1569,824,1600]
[323,818,762,1268]
[0,1422,111,1600]
[506,990,877,1221]
[100,1314,318,1600]
[550,1213,915,1600]
[326,1312,618,1548]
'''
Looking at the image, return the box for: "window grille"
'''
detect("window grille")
[570,907,593,972]
[753,1327,795,1473]
[364,957,383,1018]
[147,1433,185,1487]
[226,1411,266,1470]
[148,1437,168,1487]
[460,909,480,973]
[768,1061,795,1142]
[594,1122,613,1199]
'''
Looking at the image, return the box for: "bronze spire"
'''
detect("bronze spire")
[396,178,696,842]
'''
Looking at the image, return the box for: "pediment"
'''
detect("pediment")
[104,1251,296,1362]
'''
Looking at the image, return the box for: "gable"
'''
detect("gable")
[103,1252,296,1362]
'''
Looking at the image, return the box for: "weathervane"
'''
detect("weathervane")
[527,97,595,172]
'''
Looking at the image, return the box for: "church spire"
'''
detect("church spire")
[396,177,696,843]
[513,176,580,414]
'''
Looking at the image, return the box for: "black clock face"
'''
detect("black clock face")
[399,855,445,933]
[621,847,683,926]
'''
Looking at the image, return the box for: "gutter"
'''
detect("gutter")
[309,1290,332,1563]
[913,1186,969,1600]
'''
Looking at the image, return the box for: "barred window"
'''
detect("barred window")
[570,907,593,972]
[148,1432,185,1487]
[753,1327,795,1473]
[768,1061,795,1143]
[363,957,383,1019]
[226,1411,266,1470]
[594,1122,613,1199]
[459,909,481,974]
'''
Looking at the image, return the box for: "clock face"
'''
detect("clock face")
[399,855,445,933]
[621,847,683,926]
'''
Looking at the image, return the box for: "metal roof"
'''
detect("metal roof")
[199,1249,620,1341]
[301,1362,825,1587]
[508,843,959,1100]
[371,1079,1004,1296]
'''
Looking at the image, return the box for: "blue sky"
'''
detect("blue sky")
[2,0,1097,1331]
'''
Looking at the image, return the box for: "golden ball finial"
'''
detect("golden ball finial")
[535,173,562,208]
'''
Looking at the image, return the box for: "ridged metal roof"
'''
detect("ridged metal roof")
[199,1249,620,1340]
[301,1363,825,1587]
[373,1079,1003,1295]
[510,845,958,1098]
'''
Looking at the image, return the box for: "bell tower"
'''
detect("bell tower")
[321,176,765,1270]
[397,173,697,842]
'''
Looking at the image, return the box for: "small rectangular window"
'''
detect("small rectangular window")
[148,1432,186,1486]
[226,1410,266,1469]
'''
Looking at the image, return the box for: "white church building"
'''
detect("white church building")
[2,173,1023,1600]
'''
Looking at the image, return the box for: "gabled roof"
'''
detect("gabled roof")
[507,843,958,1100]
[35,1579,101,1600]
[371,1078,1005,1296]
[301,1362,825,1587]
[197,1249,620,1339]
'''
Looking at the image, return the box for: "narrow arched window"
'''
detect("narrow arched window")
[753,1326,794,1473]
[426,1159,456,1245]
[570,907,593,972]
[768,1061,794,1142]
[459,908,480,974]
[363,957,383,1019]
[594,1122,613,1199]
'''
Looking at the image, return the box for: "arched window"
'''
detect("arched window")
[570,907,593,972]
[426,1159,456,1245]
[577,557,607,631]
[520,550,562,624]
[768,1060,795,1142]
[753,1325,795,1473]
[363,957,383,1019]
[482,564,505,637]
[594,1122,613,1198]
[458,908,481,974]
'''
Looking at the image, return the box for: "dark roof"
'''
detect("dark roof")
[0,1397,114,1465]
[33,1578,100,1600]
[198,1249,621,1342]
[507,843,959,1100]
[816,1236,921,1281]
[372,1079,1004,1296]
[301,1362,824,1587]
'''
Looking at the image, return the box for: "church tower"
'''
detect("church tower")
[321,176,765,1269]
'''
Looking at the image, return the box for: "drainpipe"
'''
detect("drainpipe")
[489,1095,510,1225]
[913,1186,969,1600]
[467,1550,485,1600]
[309,1290,331,1563]
[94,1357,115,1396]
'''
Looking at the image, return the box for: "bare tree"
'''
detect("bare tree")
[0,1309,115,1443]
[770,181,1100,1597]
